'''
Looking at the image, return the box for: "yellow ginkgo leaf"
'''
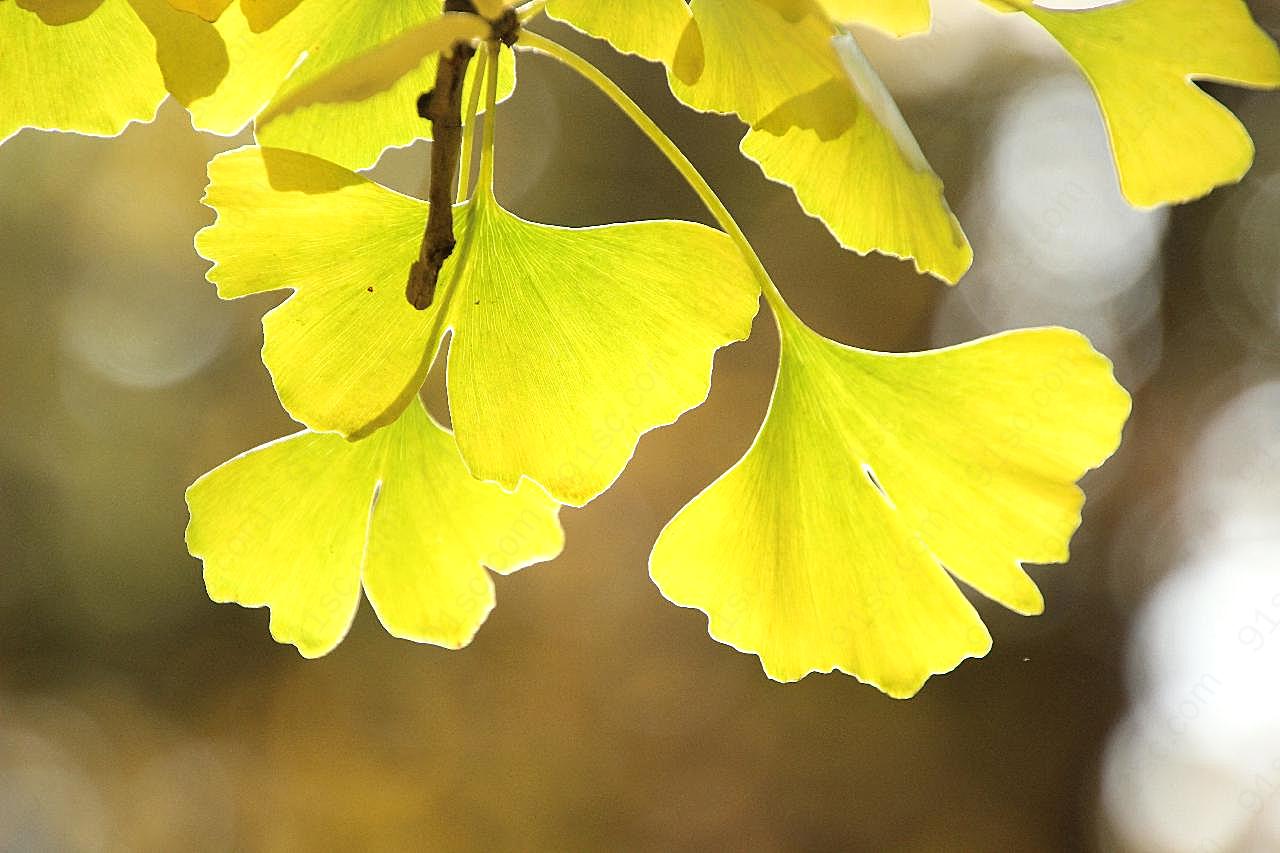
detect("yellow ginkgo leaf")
[255,12,490,127]
[650,316,1130,696]
[254,4,517,169]
[670,0,837,125]
[139,0,338,135]
[668,0,971,281]
[0,0,168,144]
[1,0,508,165]
[982,0,1280,206]
[124,0,510,167]
[186,397,564,657]
[197,146,760,505]
[819,0,931,35]
[743,32,971,282]
[196,146,442,439]
[444,181,760,506]
[546,0,693,63]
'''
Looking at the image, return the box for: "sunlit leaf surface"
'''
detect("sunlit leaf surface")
[156,0,339,136]
[546,0,693,63]
[650,319,1130,696]
[1,0,432,150]
[106,0,515,167]
[254,12,491,129]
[253,2,516,169]
[669,0,971,281]
[186,397,564,657]
[196,146,440,439]
[0,0,168,143]
[197,146,760,505]
[983,0,1280,206]
[446,183,760,506]
[670,0,836,125]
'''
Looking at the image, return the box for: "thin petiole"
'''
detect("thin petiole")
[456,47,490,204]
[513,30,794,321]
[476,39,502,196]
[515,0,547,24]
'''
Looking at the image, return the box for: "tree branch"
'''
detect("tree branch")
[406,0,478,310]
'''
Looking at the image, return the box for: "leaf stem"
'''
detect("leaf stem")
[477,39,502,199]
[456,47,489,204]
[513,30,794,321]
[515,0,547,24]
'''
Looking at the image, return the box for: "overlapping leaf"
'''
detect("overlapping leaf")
[742,31,970,282]
[546,0,692,63]
[667,0,971,281]
[164,0,514,166]
[983,0,1280,206]
[650,318,1130,696]
[0,0,340,143]
[3,0,512,169]
[251,3,516,169]
[0,0,169,143]
[196,146,760,505]
[186,397,564,657]
[254,12,491,130]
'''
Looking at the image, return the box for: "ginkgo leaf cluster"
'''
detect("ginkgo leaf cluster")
[3,0,1277,697]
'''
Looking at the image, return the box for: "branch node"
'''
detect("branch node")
[492,8,520,46]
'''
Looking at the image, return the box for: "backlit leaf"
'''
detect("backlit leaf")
[742,33,971,282]
[445,182,760,506]
[196,146,760,505]
[0,0,167,144]
[982,0,1280,206]
[650,317,1130,696]
[670,0,837,125]
[123,0,512,168]
[186,397,564,657]
[546,0,693,63]
[196,146,441,439]
[254,12,491,128]
[253,3,517,169]
[3,0,513,163]
[669,0,970,281]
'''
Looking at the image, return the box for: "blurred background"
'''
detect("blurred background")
[3,1,1280,849]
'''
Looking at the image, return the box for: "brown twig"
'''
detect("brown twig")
[406,0,478,310]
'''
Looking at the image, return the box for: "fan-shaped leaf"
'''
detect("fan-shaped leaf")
[186,397,563,657]
[253,2,516,169]
[983,0,1280,206]
[650,319,1130,696]
[0,0,167,144]
[254,12,490,128]
[445,183,760,506]
[668,0,970,281]
[196,146,441,438]
[546,0,693,63]
[196,146,760,505]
